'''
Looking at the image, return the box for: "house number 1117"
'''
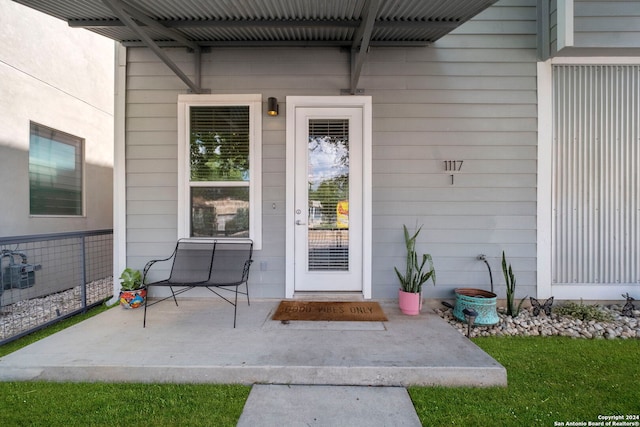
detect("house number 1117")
[444,160,463,171]
[444,160,464,185]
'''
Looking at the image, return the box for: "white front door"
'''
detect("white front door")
[285,97,372,298]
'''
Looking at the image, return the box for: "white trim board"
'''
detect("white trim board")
[111,44,127,304]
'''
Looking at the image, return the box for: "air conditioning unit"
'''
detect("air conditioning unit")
[1,250,42,291]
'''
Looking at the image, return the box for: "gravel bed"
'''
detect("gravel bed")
[0,277,113,340]
[437,304,640,339]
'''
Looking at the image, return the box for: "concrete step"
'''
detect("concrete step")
[237,385,421,427]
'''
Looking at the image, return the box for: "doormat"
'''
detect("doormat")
[272,301,388,322]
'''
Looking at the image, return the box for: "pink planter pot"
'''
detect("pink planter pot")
[398,289,422,315]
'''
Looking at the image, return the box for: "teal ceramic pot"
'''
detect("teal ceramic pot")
[453,288,499,325]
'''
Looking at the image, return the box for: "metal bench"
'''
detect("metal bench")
[142,239,253,328]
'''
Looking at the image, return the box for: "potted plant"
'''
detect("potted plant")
[118,267,146,309]
[394,225,436,315]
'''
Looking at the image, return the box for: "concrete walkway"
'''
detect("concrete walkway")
[0,299,506,425]
[237,385,422,427]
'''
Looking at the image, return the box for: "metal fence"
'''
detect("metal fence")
[0,229,113,345]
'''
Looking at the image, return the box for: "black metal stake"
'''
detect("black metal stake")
[463,308,478,338]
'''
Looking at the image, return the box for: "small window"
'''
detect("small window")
[29,123,84,216]
[178,95,262,247]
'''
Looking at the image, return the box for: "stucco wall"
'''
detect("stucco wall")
[0,0,115,236]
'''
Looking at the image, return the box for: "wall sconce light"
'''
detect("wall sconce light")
[267,97,279,116]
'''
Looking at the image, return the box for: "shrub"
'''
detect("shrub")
[555,301,614,322]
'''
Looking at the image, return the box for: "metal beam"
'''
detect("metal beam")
[115,1,199,51]
[121,40,431,48]
[70,18,458,31]
[349,0,381,94]
[101,0,209,94]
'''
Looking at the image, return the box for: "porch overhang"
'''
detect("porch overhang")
[12,0,498,94]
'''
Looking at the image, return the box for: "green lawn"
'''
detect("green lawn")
[0,382,249,427]
[409,337,640,426]
[2,307,639,426]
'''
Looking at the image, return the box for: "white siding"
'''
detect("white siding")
[124,0,539,299]
[548,0,640,57]
[574,0,640,48]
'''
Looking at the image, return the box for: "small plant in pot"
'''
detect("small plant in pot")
[118,267,147,309]
[395,225,436,315]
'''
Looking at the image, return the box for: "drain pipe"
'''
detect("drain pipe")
[476,254,494,294]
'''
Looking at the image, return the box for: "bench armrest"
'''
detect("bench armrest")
[142,246,178,283]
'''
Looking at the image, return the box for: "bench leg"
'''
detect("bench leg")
[233,286,238,328]
[143,287,149,328]
[169,286,179,306]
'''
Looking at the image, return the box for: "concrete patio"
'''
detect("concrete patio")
[0,298,506,387]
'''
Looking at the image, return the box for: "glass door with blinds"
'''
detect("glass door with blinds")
[294,108,363,292]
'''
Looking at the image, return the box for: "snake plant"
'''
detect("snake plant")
[395,225,436,294]
[502,251,526,316]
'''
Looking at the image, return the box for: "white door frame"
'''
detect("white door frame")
[285,96,372,299]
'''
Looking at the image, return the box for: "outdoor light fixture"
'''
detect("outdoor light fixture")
[462,307,478,338]
[267,97,279,116]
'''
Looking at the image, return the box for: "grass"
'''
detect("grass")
[409,337,640,426]
[2,307,639,426]
[0,382,249,427]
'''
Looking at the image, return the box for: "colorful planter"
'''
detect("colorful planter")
[398,289,422,315]
[119,288,147,309]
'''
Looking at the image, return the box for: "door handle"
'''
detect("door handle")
[295,220,307,226]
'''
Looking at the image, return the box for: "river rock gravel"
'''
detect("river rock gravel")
[436,304,640,339]
[0,277,113,341]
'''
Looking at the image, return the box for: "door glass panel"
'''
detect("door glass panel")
[307,119,349,271]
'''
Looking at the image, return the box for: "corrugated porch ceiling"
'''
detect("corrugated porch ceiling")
[12,0,499,93]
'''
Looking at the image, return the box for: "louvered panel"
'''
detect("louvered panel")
[552,65,640,285]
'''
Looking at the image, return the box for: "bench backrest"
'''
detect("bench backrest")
[167,240,215,284]
[208,241,253,286]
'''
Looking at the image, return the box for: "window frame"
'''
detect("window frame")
[177,94,262,249]
[28,122,85,217]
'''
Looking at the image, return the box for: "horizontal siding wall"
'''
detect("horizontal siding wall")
[369,0,538,300]
[550,0,559,56]
[125,0,539,300]
[574,0,640,48]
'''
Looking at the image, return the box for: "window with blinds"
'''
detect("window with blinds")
[190,106,250,182]
[189,105,250,238]
[29,122,83,216]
